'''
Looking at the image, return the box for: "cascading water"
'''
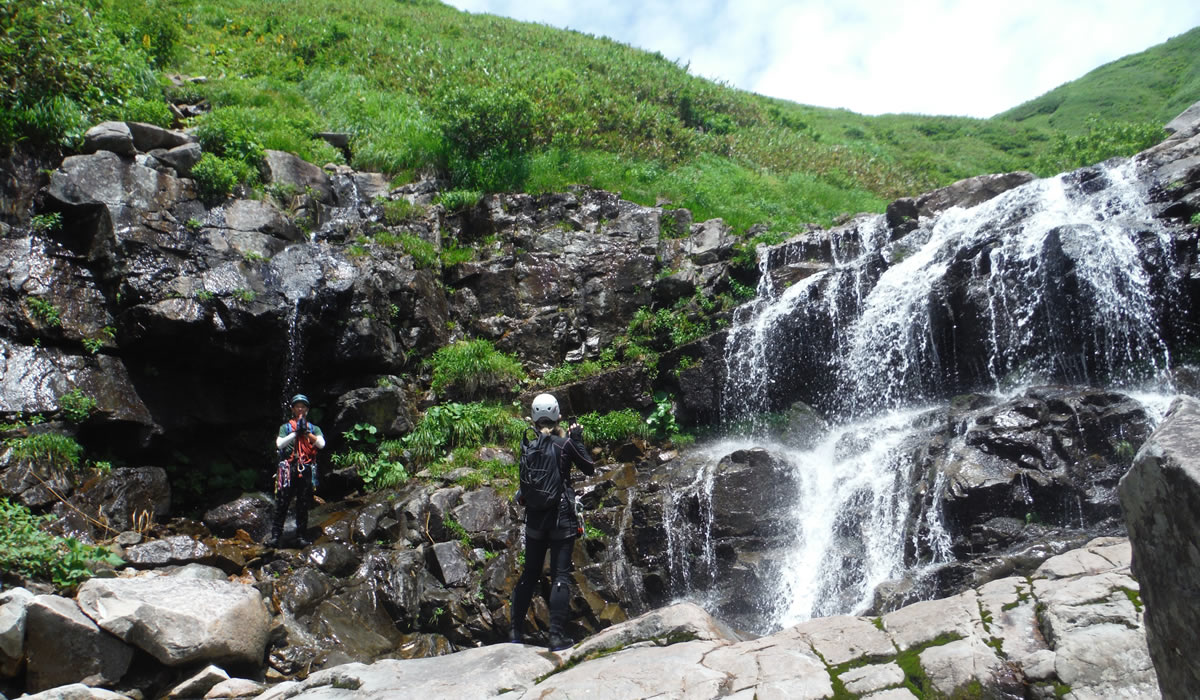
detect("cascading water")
[667,159,1184,629]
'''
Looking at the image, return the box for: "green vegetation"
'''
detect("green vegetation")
[539,359,617,388]
[190,152,241,201]
[443,515,471,548]
[5,432,85,470]
[26,297,62,327]
[333,424,409,491]
[429,339,527,398]
[645,393,680,440]
[10,0,1188,242]
[999,27,1200,132]
[0,497,124,589]
[579,408,649,445]
[29,212,63,233]
[1034,116,1166,175]
[404,401,527,466]
[57,388,98,423]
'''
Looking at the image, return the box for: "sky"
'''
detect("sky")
[443,0,1200,118]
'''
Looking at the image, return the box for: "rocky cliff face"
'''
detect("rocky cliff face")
[2,102,1200,698]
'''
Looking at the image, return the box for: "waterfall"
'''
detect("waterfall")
[677,160,1184,628]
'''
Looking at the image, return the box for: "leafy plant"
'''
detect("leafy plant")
[343,422,379,446]
[26,297,62,327]
[0,498,124,590]
[29,212,62,233]
[190,153,240,201]
[231,288,256,303]
[429,339,527,398]
[540,359,615,387]
[382,198,427,224]
[579,408,649,445]
[646,392,680,440]
[194,290,214,302]
[58,388,97,423]
[404,401,526,465]
[443,515,471,548]
[5,432,84,470]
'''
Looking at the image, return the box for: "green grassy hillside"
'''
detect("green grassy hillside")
[998,26,1200,131]
[1,0,1192,234]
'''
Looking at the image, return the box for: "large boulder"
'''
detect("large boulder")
[1119,395,1200,699]
[0,587,34,677]
[24,594,133,692]
[76,575,272,666]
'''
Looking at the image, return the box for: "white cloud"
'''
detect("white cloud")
[445,0,1200,117]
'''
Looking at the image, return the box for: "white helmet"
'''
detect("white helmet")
[531,393,561,424]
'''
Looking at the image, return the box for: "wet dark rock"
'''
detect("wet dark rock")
[451,487,508,534]
[275,567,335,618]
[203,494,274,542]
[154,142,203,177]
[262,150,334,206]
[123,535,214,569]
[82,122,136,157]
[304,542,358,577]
[333,383,416,438]
[427,542,472,587]
[912,171,1037,221]
[70,467,170,540]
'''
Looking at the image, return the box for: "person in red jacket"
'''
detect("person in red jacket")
[269,393,325,548]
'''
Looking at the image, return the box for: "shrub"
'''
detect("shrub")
[108,96,173,127]
[195,107,266,167]
[404,402,527,465]
[0,497,123,590]
[429,339,527,398]
[1035,115,1166,175]
[579,408,649,444]
[433,85,538,191]
[190,153,239,201]
[57,389,97,423]
[5,433,84,471]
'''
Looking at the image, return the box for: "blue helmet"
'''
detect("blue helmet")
[290,394,310,407]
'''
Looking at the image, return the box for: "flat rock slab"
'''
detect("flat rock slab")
[522,639,728,699]
[254,644,556,699]
[785,615,896,665]
[882,589,982,651]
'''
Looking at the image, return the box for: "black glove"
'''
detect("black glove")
[295,418,308,435]
[569,424,583,442]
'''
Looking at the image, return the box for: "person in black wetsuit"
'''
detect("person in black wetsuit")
[509,392,595,652]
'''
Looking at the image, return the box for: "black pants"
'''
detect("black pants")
[511,532,576,637]
[272,464,312,540]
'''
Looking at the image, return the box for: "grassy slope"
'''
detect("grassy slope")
[7,0,1195,233]
[998,26,1200,130]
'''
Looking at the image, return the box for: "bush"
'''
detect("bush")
[108,96,174,127]
[0,497,123,589]
[190,153,239,201]
[433,85,538,191]
[195,107,266,167]
[539,359,614,387]
[579,408,649,444]
[429,339,527,398]
[1035,115,1166,175]
[437,189,482,213]
[404,402,527,465]
[57,388,97,423]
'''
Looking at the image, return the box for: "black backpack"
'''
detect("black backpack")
[519,430,564,510]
